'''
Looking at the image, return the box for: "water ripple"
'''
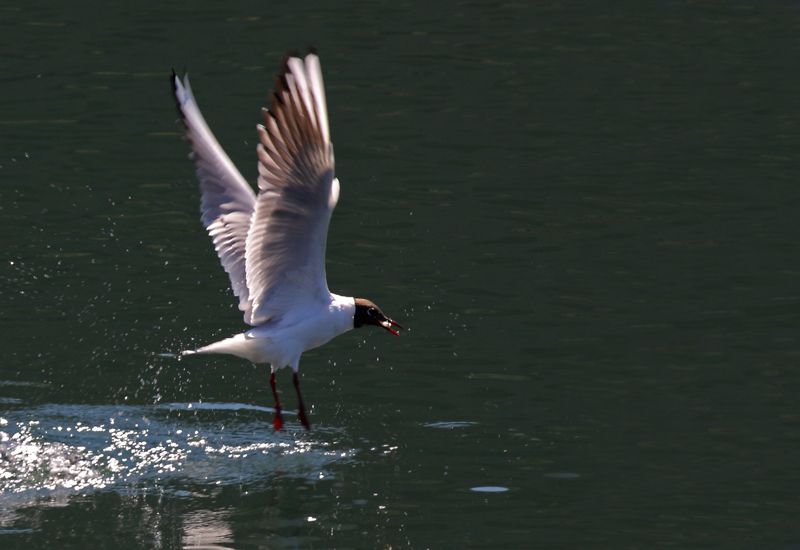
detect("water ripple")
[0,403,355,498]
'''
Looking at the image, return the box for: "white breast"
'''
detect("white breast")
[242,294,355,367]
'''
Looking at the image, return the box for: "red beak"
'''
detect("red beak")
[380,318,403,336]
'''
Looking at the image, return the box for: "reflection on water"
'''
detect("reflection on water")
[469,486,509,493]
[183,509,234,550]
[0,402,355,497]
[0,402,401,547]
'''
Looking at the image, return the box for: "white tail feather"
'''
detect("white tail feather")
[180,333,253,361]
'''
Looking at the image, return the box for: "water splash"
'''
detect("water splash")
[0,402,355,498]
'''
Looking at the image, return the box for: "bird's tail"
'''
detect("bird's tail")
[180,333,252,360]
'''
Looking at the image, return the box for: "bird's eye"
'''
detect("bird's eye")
[367,307,377,317]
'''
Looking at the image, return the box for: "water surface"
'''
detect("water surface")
[2,2,800,548]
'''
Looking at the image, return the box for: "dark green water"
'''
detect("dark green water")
[2,2,800,548]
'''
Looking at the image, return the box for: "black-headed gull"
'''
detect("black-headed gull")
[172,53,402,430]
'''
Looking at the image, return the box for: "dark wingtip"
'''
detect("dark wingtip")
[272,75,287,106]
[170,68,187,128]
[268,48,318,111]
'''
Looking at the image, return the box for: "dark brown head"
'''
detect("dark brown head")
[354,298,402,336]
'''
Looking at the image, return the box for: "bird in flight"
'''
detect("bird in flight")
[172,53,402,430]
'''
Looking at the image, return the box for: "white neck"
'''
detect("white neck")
[329,293,356,336]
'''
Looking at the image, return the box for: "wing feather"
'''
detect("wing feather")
[172,74,257,318]
[244,54,338,325]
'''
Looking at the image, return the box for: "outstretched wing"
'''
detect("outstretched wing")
[244,53,339,325]
[173,73,257,318]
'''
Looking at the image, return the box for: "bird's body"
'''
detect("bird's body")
[172,53,400,430]
[183,293,355,367]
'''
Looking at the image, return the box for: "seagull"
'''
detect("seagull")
[172,53,402,431]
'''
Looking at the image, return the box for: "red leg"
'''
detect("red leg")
[293,372,311,430]
[270,371,283,431]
